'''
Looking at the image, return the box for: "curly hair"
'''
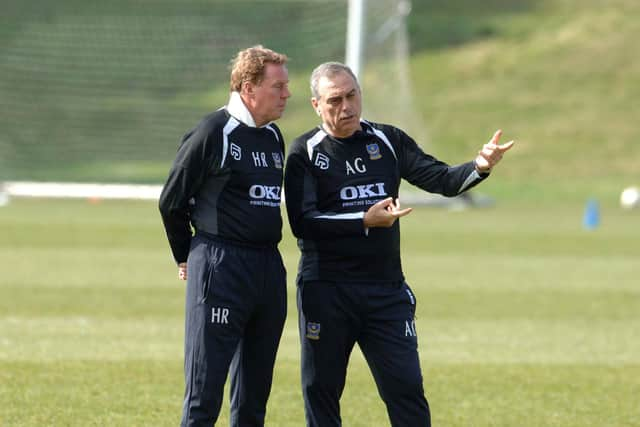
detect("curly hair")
[229,45,289,92]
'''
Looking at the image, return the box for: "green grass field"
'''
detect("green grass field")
[1,1,639,424]
[1,197,638,426]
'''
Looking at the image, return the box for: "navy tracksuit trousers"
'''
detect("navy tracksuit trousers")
[181,233,287,427]
[298,279,430,427]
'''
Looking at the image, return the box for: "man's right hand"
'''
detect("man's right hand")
[364,197,412,228]
[178,262,187,281]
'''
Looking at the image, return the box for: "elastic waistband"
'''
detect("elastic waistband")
[195,230,278,251]
[300,278,405,288]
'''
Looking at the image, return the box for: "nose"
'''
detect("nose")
[283,86,291,99]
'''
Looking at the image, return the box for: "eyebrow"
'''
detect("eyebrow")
[269,79,289,87]
[326,88,356,101]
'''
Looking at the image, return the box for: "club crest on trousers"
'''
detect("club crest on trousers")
[306,322,321,340]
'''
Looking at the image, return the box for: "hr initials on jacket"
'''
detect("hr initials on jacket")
[252,151,269,167]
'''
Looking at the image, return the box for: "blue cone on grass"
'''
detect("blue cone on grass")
[583,199,600,230]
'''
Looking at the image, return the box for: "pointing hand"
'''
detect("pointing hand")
[364,198,412,228]
[474,129,515,173]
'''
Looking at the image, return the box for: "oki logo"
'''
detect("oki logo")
[339,183,387,200]
[249,185,280,200]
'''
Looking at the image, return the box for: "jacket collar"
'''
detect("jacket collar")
[226,91,262,128]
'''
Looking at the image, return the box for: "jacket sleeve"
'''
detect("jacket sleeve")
[396,128,488,197]
[284,142,367,240]
[158,124,218,263]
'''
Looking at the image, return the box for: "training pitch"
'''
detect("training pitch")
[0,198,638,426]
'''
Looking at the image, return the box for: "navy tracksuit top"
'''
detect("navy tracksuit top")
[159,108,285,264]
[284,119,488,283]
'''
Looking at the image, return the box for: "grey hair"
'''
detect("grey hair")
[310,62,360,99]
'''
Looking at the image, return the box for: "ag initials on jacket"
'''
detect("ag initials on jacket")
[345,157,367,175]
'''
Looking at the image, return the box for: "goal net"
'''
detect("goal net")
[0,0,424,196]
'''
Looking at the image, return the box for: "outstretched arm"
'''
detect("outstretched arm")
[398,127,514,196]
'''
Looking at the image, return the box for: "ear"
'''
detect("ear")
[241,80,254,97]
[311,98,320,115]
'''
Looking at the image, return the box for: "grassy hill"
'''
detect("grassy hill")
[405,0,640,202]
[1,0,638,203]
